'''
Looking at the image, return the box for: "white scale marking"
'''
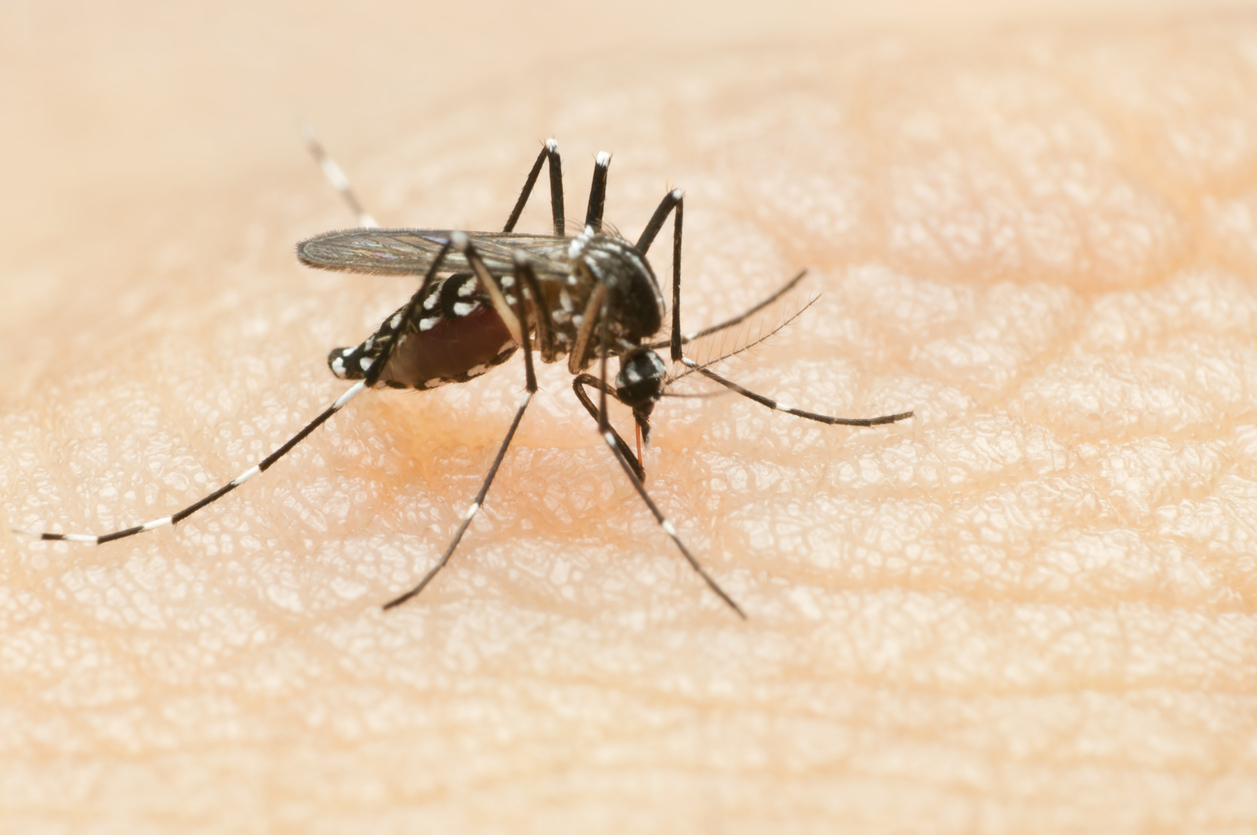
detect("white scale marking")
[320,156,350,191]
[568,228,593,260]
[419,317,438,331]
[231,466,261,487]
[452,302,476,316]
[64,533,101,543]
[334,380,368,409]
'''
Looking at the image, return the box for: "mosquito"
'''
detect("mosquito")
[19,134,913,618]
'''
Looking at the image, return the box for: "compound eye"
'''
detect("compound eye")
[615,349,667,408]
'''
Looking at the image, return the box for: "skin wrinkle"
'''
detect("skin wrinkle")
[2,4,1257,833]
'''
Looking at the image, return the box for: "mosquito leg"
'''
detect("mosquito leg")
[502,139,564,235]
[383,260,540,611]
[635,187,679,254]
[587,306,746,619]
[681,358,914,427]
[16,380,371,544]
[584,151,610,232]
[566,284,610,376]
[448,232,524,348]
[381,388,535,609]
[511,260,538,393]
[357,240,457,386]
[636,187,913,428]
[299,122,379,229]
[572,373,644,481]
[513,254,556,362]
[633,189,686,363]
[18,238,459,544]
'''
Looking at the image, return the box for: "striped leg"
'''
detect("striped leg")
[382,257,541,610]
[300,122,379,229]
[584,151,610,232]
[302,127,567,237]
[637,185,914,428]
[587,299,747,619]
[571,371,645,482]
[17,381,369,544]
[502,139,565,235]
[681,359,914,427]
[633,188,686,364]
[19,239,459,546]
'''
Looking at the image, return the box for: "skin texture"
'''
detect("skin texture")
[2,2,1257,832]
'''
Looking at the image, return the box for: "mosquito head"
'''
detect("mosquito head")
[616,347,667,406]
[616,347,668,442]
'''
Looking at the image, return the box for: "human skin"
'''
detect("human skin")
[3,3,1257,833]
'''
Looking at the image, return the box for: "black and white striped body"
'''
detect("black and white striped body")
[327,272,518,391]
[305,226,667,392]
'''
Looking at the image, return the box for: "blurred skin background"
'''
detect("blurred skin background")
[2,0,1256,831]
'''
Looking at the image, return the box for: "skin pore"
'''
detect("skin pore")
[2,4,1256,832]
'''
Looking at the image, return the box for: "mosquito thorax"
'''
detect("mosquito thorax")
[567,227,665,344]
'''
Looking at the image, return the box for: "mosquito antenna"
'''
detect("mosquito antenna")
[669,296,821,385]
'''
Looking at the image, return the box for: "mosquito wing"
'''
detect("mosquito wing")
[297,229,572,277]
